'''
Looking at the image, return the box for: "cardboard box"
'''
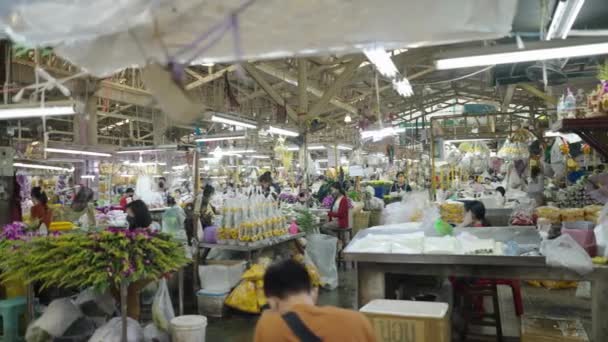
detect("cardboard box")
[521,316,589,342]
[360,299,450,342]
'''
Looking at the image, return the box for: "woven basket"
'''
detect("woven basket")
[369,209,383,227]
[353,210,370,235]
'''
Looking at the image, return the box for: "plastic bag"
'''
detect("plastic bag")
[151,279,174,332]
[510,201,536,226]
[306,234,338,289]
[225,280,260,314]
[541,234,593,275]
[161,206,186,240]
[89,317,144,342]
[143,323,169,342]
[26,298,83,342]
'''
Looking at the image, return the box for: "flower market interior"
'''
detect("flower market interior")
[2,0,608,341]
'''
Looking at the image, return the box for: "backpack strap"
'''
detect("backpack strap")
[282,311,322,342]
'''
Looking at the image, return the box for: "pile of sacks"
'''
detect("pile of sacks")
[26,280,175,342]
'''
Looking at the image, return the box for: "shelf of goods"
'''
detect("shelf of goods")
[556,118,608,158]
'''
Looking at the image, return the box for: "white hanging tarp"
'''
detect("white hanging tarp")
[1,0,518,77]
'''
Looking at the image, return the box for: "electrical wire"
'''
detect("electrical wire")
[411,65,494,86]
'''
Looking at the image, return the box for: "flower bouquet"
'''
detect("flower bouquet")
[0,228,189,292]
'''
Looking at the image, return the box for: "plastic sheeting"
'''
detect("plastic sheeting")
[1,0,517,77]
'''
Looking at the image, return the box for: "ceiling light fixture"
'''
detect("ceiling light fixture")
[13,162,73,172]
[81,175,95,180]
[267,126,299,137]
[0,105,76,120]
[250,155,271,159]
[46,148,111,157]
[337,144,353,151]
[363,47,400,78]
[195,134,246,142]
[435,39,608,70]
[211,113,257,129]
[546,0,585,40]
[392,78,414,97]
[344,115,352,123]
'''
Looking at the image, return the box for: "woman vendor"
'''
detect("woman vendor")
[30,187,52,229]
[322,183,349,232]
[258,171,280,200]
[460,201,490,227]
[390,171,412,192]
[200,184,217,228]
[62,186,97,230]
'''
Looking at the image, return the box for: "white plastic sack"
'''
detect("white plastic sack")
[143,323,170,342]
[306,234,338,289]
[575,281,591,299]
[540,234,593,275]
[152,279,175,332]
[594,204,608,258]
[89,317,144,342]
[26,298,83,342]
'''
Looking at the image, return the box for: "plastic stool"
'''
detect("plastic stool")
[0,296,27,342]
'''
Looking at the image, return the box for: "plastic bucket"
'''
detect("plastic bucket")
[171,315,207,342]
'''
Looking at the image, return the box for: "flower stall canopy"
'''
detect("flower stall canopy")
[1,0,517,76]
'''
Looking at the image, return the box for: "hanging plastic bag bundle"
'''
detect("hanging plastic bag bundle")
[152,279,175,332]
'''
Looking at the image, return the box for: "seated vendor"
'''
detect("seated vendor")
[460,201,490,227]
[390,171,412,192]
[321,183,349,232]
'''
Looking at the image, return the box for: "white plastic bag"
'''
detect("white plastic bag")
[151,279,175,332]
[540,234,593,275]
[89,317,144,342]
[143,323,169,342]
[594,204,608,257]
[306,234,338,289]
[26,298,83,342]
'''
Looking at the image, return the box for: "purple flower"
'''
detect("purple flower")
[321,195,334,209]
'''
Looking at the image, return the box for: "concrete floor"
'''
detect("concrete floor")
[202,271,591,342]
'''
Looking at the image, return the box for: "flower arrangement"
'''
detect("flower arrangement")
[278,192,298,204]
[321,195,334,209]
[0,228,189,292]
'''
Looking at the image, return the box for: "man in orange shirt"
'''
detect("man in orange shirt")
[254,259,376,342]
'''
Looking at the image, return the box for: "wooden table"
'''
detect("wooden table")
[345,248,608,342]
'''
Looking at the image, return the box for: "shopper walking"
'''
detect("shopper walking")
[30,186,52,229]
[254,259,376,342]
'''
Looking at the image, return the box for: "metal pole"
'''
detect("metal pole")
[120,279,128,342]
[192,149,201,295]
[26,283,35,324]
[430,119,436,200]
[178,268,184,315]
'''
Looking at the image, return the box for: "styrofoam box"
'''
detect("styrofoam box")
[198,260,246,291]
[197,289,229,318]
[360,299,450,342]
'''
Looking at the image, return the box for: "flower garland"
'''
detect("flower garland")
[0,228,189,292]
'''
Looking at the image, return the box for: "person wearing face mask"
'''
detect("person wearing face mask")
[258,171,280,200]
[125,199,152,231]
[321,183,349,232]
[120,188,135,211]
[254,259,375,342]
[390,171,412,193]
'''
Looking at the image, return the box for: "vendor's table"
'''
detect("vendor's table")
[344,227,608,342]
[198,233,305,264]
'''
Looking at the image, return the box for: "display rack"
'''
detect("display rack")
[556,118,608,159]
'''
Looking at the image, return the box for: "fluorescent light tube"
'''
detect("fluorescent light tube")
[268,126,299,137]
[363,48,400,78]
[337,145,353,151]
[211,114,257,129]
[307,145,326,151]
[196,134,246,142]
[13,162,73,172]
[0,106,76,120]
[250,155,271,159]
[392,79,414,97]
[436,41,608,70]
[546,0,585,40]
[444,138,492,143]
[228,149,256,154]
[81,175,95,179]
[46,148,111,157]
[316,159,329,163]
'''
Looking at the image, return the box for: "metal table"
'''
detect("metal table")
[198,233,305,264]
[344,226,608,342]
